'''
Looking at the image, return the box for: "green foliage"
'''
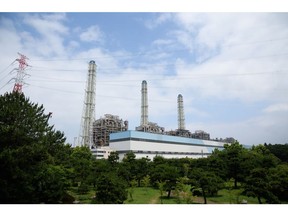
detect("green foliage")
[268,164,288,202]
[142,175,151,188]
[243,167,279,204]
[94,172,128,204]
[175,177,193,204]
[157,181,165,204]
[127,179,137,201]
[189,168,224,204]
[77,182,90,195]
[265,143,288,163]
[150,163,180,198]
[134,157,150,186]
[221,141,248,188]
[108,151,119,165]
[122,151,136,163]
[0,92,70,203]
[70,146,93,184]
[1,93,287,204]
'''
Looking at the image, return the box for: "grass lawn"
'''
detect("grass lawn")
[124,187,160,204]
[207,188,259,204]
[67,186,96,204]
[66,185,260,204]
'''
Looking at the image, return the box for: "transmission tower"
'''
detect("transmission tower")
[79,60,97,147]
[13,52,29,93]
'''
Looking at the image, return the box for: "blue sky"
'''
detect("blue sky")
[0,12,288,146]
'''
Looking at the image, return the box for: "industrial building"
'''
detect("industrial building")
[92,114,128,147]
[108,80,227,160]
[78,61,233,160]
[110,130,226,160]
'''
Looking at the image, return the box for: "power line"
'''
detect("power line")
[27,52,288,75]
[28,36,288,62]
[0,60,16,75]
[27,84,175,103]
[25,69,288,85]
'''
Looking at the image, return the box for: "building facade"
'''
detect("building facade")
[109,130,226,161]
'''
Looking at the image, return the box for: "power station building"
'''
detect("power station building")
[107,80,228,160]
[78,62,232,160]
[110,130,226,160]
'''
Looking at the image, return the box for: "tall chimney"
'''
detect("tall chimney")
[178,94,185,130]
[141,80,148,125]
[80,60,96,147]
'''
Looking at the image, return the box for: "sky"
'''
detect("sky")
[0,12,288,146]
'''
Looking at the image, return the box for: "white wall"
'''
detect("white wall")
[110,139,216,161]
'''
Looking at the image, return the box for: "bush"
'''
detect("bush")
[78,183,90,194]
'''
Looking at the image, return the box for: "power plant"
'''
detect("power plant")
[77,61,235,159]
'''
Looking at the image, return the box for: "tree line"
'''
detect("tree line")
[0,92,288,204]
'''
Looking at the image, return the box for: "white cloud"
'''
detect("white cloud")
[1,13,287,146]
[145,13,172,29]
[263,103,288,113]
[152,39,173,46]
[19,13,69,57]
[79,25,103,42]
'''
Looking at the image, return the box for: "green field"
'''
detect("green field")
[67,186,259,204]
[124,187,160,204]
[67,186,96,204]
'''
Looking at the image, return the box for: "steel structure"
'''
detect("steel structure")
[192,130,210,140]
[93,114,128,147]
[13,53,29,93]
[79,60,96,147]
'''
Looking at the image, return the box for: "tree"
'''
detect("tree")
[122,151,136,163]
[122,151,136,183]
[189,168,224,204]
[94,172,128,204]
[0,92,69,203]
[243,168,279,204]
[208,149,228,180]
[269,164,288,202]
[70,146,93,186]
[150,163,180,198]
[175,176,193,204]
[221,141,247,188]
[108,151,119,166]
[142,175,151,194]
[265,143,288,163]
[127,179,137,201]
[251,144,280,169]
[89,158,110,188]
[134,157,150,187]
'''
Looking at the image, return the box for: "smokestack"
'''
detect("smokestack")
[79,60,96,147]
[141,80,148,125]
[178,94,185,130]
